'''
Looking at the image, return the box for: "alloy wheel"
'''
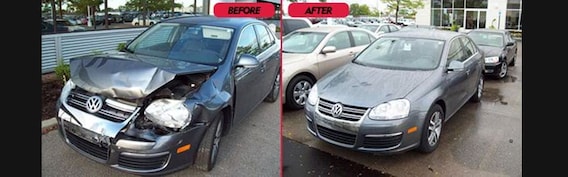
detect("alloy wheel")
[499,62,508,78]
[477,77,484,99]
[292,81,312,106]
[428,111,442,146]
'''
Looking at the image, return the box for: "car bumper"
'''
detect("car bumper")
[483,62,503,75]
[55,101,208,176]
[304,101,426,154]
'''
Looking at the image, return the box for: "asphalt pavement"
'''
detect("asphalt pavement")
[282,42,523,177]
[42,98,280,177]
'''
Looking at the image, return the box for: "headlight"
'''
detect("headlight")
[484,56,499,63]
[307,84,318,105]
[144,99,191,129]
[60,79,76,102]
[368,99,410,120]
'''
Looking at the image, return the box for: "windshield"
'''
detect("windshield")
[283,31,327,54]
[126,23,234,65]
[360,25,379,32]
[354,37,445,70]
[467,32,504,47]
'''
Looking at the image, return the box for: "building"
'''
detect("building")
[182,0,280,18]
[415,0,522,30]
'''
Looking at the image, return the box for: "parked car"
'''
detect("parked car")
[282,16,313,36]
[55,16,280,175]
[467,29,517,79]
[131,16,161,26]
[304,30,484,154]
[41,20,69,34]
[358,23,401,35]
[282,26,377,109]
[44,19,86,32]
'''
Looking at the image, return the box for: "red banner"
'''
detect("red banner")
[288,3,350,18]
[214,3,275,18]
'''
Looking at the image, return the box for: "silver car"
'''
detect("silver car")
[282,26,377,109]
[304,30,485,154]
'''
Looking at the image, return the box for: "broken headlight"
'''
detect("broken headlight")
[144,99,191,129]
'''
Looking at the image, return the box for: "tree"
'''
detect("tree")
[319,0,326,2]
[381,0,424,23]
[371,9,381,17]
[349,3,371,17]
[68,0,104,16]
[125,0,182,12]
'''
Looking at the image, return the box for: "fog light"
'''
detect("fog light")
[407,126,417,134]
[177,144,191,154]
[116,139,156,150]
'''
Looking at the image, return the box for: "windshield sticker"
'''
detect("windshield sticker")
[202,26,233,40]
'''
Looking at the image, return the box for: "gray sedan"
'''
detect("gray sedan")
[304,30,485,154]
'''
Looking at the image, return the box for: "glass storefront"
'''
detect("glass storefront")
[431,0,517,30]
[506,0,522,30]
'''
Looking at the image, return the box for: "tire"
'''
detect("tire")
[469,76,483,103]
[496,61,508,79]
[417,104,444,153]
[194,114,223,171]
[134,23,139,26]
[285,75,314,110]
[149,22,155,25]
[264,72,280,103]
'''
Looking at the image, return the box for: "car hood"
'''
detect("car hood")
[317,63,435,108]
[69,53,217,99]
[282,53,308,65]
[478,46,502,57]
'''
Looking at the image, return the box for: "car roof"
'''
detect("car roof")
[160,16,263,29]
[381,29,463,41]
[359,23,392,26]
[295,26,355,33]
[468,28,508,34]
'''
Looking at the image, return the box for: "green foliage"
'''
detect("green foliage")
[117,43,127,51]
[381,0,424,17]
[489,19,497,29]
[371,9,381,17]
[67,0,104,16]
[275,26,281,32]
[55,58,70,83]
[450,23,460,32]
[350,3,372,16]
[125,0,183,12]
[92,50,103,55]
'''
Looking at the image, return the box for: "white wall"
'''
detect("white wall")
[415,0,431,25]
[486,0,508,29]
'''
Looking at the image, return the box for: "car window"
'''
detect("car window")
[379,26,389,33]
[388,25,399,32]
[325,31,351,50]
[136,25,175,48]
[283,31,327,54]
[354,37,444,70]
[460,37,477,58]
[284,19,310,35]
[236,25,261,56]
[253,24,274,53]
[351,31,371,46]
[447,38,467,62]
[467,32,504,47]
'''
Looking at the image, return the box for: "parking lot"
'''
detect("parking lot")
[42,99,280,177]
[283,42,522,177]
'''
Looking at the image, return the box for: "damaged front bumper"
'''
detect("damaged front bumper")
[55,98,211,176]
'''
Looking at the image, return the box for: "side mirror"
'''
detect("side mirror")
[506,42,515,46]
[321,46,336,54]
[447,60,465,72]
[236,54,260,68]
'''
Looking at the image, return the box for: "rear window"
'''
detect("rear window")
[284,19,311,35]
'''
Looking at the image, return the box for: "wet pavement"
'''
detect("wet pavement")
[282,42,523,177]
[283,137,393,177]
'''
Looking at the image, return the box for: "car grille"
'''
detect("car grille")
[66,88,136,122]
[65,130,109,161]
[318,98,368,121]
[118,153,170,171]
[316,125,356,145]
[362,133,403,149]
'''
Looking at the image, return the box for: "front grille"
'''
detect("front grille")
[66,88,136,122]
[65,130,109,161]
[362,133,403,149]
[317,125,356,145]
[318,98,368,121]
[118,153,170,171]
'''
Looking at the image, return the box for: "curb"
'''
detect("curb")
[42,117,58,134]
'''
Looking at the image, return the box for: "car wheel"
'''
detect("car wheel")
[509,57,516,66]
[417,104,444,153]
[469,76,483,103]
[264,72,280,103]
[285,75,314,110]
[194,114,223,171]
[497,61,508,79]
[149,22,155,25]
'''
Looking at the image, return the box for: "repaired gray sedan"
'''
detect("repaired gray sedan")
[304,30,484,154]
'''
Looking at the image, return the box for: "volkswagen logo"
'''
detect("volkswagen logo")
[330,103,343,118]
[85,96,103,113]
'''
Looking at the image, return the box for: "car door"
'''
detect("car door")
[348,30,375,56]
[316,31,354,78]
[253,24,280,97]
[504,32,517,63]
[234,25,265,121]
[444,37,471,117]
[460,36,483,97]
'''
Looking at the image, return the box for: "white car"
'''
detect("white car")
[131,17,160,26]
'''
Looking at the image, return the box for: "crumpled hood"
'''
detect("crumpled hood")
[478,46,502,57]
[69,53,217,99]
[317,63,435,108]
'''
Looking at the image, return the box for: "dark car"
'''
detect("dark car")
[42,20,69,34]
[304,30,484,154]
[467,29,517,79]
[55,16,281,175]
[282,16,312,36]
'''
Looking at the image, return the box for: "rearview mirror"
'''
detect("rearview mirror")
[236,54,260,68]
[321,46,336,54]
[506,42,515,46]
[447,60,465,72]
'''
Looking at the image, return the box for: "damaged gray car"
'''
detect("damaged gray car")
[55,16,280,175]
